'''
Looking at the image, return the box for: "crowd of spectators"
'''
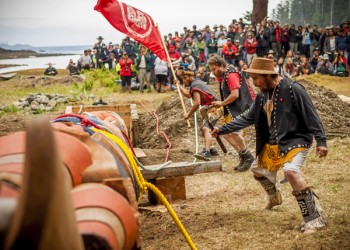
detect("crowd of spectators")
[66,18,350,90]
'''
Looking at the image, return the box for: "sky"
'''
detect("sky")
[0,0,280,47]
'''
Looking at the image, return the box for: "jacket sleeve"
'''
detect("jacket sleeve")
[292,84,327,148]
[218,101,256,135]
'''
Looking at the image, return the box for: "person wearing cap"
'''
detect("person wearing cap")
[316,53,334,75]
[192,25,201,39]
[44,62,58,76]
[245,31,258,66]
[222,38,239,65]
[174,70,219,161]
[195,35,207,63]
[211,57,328,233]
[213,25,219,38]
[217,33,227,57]
[208,55,255,172]
[93,36,108,68]
[206,32,218,58]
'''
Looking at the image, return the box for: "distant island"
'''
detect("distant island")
[0,43,90,60]
[0,48,76,60]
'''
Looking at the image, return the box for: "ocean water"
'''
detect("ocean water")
[0,45,91,74]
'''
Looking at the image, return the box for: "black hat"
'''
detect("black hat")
[193,25,197,29]
[97,36,104,40]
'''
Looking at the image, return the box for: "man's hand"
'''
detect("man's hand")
[212,101,223,107]
[183,112,189,120]
[211,126,220,138]
[174,79,180,85]
[316,146,328,157]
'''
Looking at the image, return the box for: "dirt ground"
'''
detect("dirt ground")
[136,80,350,250]
[1,76,350,249]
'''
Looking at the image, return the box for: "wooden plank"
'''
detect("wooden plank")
[133,148,146,158]
[140,161,222,180]
[155,176,186,204]
[70,105,131,113]
[130,104,139,146]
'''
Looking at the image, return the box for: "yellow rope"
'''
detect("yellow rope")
[91,128,197,250]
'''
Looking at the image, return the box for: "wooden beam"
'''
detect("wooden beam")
[140,161,222,180]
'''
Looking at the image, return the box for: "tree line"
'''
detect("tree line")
[271,0,350,27]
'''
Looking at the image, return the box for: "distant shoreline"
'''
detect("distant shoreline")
[0,48,76,60]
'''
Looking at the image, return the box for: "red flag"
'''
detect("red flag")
[94,0,167,61]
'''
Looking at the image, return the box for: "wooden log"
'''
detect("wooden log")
[141,160,222,180]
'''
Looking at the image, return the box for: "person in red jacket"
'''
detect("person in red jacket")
[244,31,258,66]
[119,51,133,93]
[222,38,239,66]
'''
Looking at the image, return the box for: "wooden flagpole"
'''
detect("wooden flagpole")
[156,24,191,128]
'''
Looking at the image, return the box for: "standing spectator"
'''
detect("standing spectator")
[149,51,157,89]
[212,25,219,38]
[310,25,320,56]
[288,24,298,53]
[302,25,311,58]
[319,28,327,55]
[296,26,303,53]
[275,21,283,56]
[217,24,227,37]
[222,38,238,65]
[44,63,58,76]
[121,37,134,62]
[154,57,168,92]
[281,24,290,56]
[336,29,350,63]
[217,33,227,57]
[112,44,122,62]
[244,31,258,66]
[234,27,247,62]
[226,25,237,42]
[342,20,349,33]
[119,52,133,93]
[206,32,218,58]
[93,36,108,68]
[324,28,337,63]
[135,47,152,93]
[195,35,207,64]
[256,26,270,57]
[268,21,278,55]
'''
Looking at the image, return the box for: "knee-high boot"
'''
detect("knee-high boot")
[293,187,325,233]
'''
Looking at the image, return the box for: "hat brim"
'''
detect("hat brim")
[244,68,278,75]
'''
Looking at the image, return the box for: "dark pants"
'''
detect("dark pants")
[121,76,132,87]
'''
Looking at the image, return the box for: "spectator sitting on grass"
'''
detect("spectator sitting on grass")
[44,63,58,76]
[66,59,79,75]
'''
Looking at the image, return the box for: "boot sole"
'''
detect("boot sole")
[193,154,211,161]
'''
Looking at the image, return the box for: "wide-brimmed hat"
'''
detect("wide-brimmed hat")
[244,58,278,75]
